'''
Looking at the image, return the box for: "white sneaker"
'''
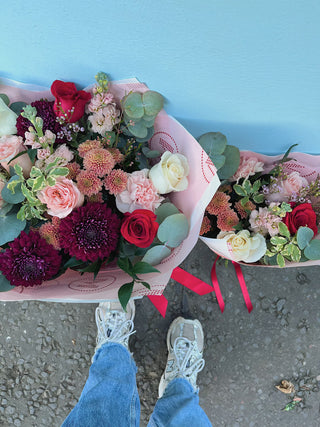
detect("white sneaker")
[159,317,205,398]
[95,299,135,353]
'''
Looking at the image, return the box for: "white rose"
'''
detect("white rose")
[0,97,18,136]
[217,229,266,263]
[149,151,189,194]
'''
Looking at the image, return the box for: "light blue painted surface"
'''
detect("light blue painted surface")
[1,1,320,153]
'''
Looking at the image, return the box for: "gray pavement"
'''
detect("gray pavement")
[0,240,320,426]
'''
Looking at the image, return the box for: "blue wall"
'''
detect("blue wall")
[1,1,320,153]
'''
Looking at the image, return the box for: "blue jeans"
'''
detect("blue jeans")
[62,342,212,427]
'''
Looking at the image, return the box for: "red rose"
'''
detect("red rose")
[121,209,159,248]
[284,203,318,236]
[51,80,91,123]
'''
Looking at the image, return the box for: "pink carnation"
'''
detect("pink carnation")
[38,177,84,218]
[116,169,164,213]
[232,156,264,182]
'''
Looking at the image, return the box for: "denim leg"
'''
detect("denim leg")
[148,378,212,427]
[62,342,140,427]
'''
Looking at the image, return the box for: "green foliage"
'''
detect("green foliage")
[9,101,27,115]
[122,90,164,142]
[0,212,26,245]
[0,94,10,106]
[118,281,134,312]
[297,226,320,260]
[0,272,15,292]
[197,132,240,180]
[142,245,171,266]
[2,175,25,204]
[155,202,180,224]
[234,178,264,207]
[157,213,189,248]
[264,223,301,266]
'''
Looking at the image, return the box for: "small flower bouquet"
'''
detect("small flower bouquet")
[198,132,320,268]
[0,74,219,307]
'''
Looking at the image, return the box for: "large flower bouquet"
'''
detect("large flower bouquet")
[0,73,219,306]
[198,132,320,267]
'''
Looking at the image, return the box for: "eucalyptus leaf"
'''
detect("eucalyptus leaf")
[157,213,189,247]
[155,203,180,224]
[127,120,148,138]
[0,94,10,106]
[142,245,171,265]
[123,93,144,119]
[304,239,320,260]
[142,91,164,116]
[211,153,225,170]
[198,132,227,156]
[0,272,14,292]
[9,101,27,115]
[218,145,240,180]
[297,226,314,250]
[0,213,26,245]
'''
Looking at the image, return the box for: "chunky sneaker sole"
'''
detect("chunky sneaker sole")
[159,316,205,398]
[95,299,135,354]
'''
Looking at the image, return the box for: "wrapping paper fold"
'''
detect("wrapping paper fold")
[0,79,220,301]
[201,150,320,268]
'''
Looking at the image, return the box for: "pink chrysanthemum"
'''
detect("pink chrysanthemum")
[235,200,256,219]
[104,169,128,195]
[200,216,211,236]
[83,148,115,177]
[78,139,102,158]
[206,192,231,216]
[0,231,62,287]
[66,162,81,180]
[39,217,61,250]
[76,170,103,196]
[217,209,239,232]
[107,148,124,165]
[59,202,121,262]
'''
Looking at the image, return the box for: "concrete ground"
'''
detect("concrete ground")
[0,240,319,426]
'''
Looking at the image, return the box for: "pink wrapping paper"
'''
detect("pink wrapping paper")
[0,79,220,301]
[201,150,320,268]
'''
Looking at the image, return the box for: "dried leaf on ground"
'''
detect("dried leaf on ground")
[275,380,295,394]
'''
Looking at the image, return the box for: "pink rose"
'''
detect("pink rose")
[116,169,164,213]
[282,172,308,197]
[232,156,264,182]
[38,177,84,218]
[266,172,308,203]
[0,135,32,177]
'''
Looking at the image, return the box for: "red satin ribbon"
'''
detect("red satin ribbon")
[210,256,225,313]
[232,261,253,313]
[147,295,168,318]
[170,267,214,295]
[148,259,253,316]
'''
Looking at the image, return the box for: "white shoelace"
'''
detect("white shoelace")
[95,307,135,348]
[171,337,205,382]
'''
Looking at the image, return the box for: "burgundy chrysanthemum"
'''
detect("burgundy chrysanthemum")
[16,100,66,144]
[0,231,62,287]
[59,202,121,262]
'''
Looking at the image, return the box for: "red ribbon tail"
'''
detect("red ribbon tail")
[210,256,225,313]
[147,295,168,318]
[232,262,253,313]
[171,267,214,295]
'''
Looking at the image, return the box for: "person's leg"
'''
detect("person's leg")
[148,317,212,427]
[62,300,140,427]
